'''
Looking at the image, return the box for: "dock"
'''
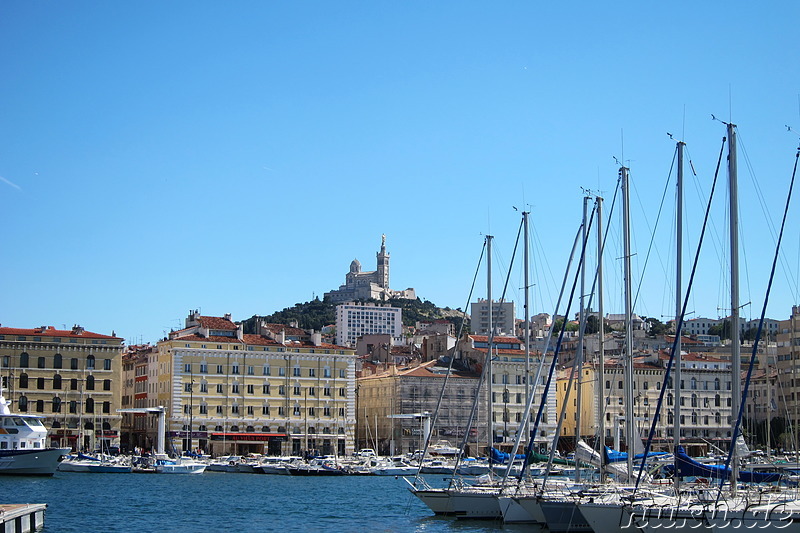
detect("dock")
[0,504,47,533]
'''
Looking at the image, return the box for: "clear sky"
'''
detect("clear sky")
[2,2,800,344]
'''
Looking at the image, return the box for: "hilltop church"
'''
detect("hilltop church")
[324,235,416,303]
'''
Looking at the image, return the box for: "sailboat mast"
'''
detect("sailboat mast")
[486,235,494,459]
[523,212,531,450]
[621,166,636,479]
[575,195,588,482]
[728,122,741,491]
[675,140,684,493]
[595,195,606,481]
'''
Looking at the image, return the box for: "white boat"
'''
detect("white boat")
[0,383,70,476]
[57,453,132,473]
[370,456,417,476]
[154,455,207,474]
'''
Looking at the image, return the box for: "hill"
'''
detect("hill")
[240,297,469,335]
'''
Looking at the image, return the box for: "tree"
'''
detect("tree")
[645,317,669,337]
[707,320,731,340]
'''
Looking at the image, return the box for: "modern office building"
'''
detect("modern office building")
[335,302,403,348]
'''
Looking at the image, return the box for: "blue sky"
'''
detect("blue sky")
[2,2,799,343]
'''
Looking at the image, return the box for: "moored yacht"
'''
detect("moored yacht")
[0,384,70,475]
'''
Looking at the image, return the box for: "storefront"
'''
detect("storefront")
[208,432,287,456]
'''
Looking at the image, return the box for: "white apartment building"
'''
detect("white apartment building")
[335,302,403,348]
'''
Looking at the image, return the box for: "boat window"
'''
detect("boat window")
[13,417,26,426]
[27,418,44,427]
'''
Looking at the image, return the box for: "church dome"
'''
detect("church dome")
[349,259,361,273]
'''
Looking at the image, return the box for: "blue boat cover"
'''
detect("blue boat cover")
[675,446,781,483]
[489,447,526,464]
[604,446,669,463]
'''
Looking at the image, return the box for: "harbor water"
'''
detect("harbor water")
[4,472,527,532]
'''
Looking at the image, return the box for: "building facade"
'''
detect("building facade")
[151,311,357,457]
[335,302,403,348]
[470,299,516,336]
[0,325,124,451]
[357,361,484,455]
[776,305,800,445]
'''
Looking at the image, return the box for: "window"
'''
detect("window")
[18,396,28,411]
[279,385,286,396]
[324,407,331,417]
[86,355,95,369]
[86,398,94,413]
[309,368,316,377]
[37,356,46,369]
[293,386,301,396]
[71,358,78,370]
[53,353,62,369]
[36,400,44,413]
[216,384,224,394]
[86,375,95,390]
[69,401,77,414]
[200,382,208,393]
[308,387,316,397]
[20,352,29,368]
[199,404,208,415]
[324,367,331,378]
[605,380,610,389]
[184,363,192,373]
[323,387,331,397]
[200,363,208,374]
[37,377,45,389]
[232,364,240,375]
[19,373,28,388]
[217,365,224,374]
[184,383,193,392]
[339,407,345,417]
[53,374,62,389]
[247,384,254,394]
[231,404,240,414]
[339,369,346,379]
[247,365,254,376]
[339,388,346,397]
[102,402,110,414]
[216,405,223,415]
[263,384,270,394]
[247,406,254,416]
[262,405,270,415]
[293,367,301,377]
[279,367,286,377]
[104,359,112,371]
[293,406,301,416]
[232,383,240,394]
[263,365,271,376]
[278,407,285,416]
[308,407,315,417]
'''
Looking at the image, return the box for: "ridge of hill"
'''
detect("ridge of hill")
[240,297,469,335]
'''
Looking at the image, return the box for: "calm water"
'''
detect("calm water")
[3,471,525,532]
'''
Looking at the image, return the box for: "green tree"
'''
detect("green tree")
[645,317,669,337]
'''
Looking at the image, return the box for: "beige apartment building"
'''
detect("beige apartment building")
[776,305,800,445]
[147,311,357,457]
[0,325,124,451]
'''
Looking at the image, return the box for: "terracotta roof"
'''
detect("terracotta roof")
[241,334,283,346]
[261,323,307,336]
[197,316,238,330]
[360,360,480,380]
[0,326,120,340]
[469,335,522,344]
[172,334,244,344]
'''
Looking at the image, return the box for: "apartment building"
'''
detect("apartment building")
[151,311,357,457]
[335,302,402,348]
[0,325,124,451]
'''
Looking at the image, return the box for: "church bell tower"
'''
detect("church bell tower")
[376,234,390,289]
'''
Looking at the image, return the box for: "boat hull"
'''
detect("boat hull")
[0,447,71,476]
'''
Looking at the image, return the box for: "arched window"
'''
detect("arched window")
[230,425,239,432]
[86,355,95,370]
[19,352,29,368]
[53,353,62,369]
[714,394,721,407]
[53,374,62,390]
[102,422,111,431]
[86,375,95,390]
[52,397,61,413]
[691,394,698,408]
[714,378,720,391]
[308,426,316,434]
[690,377,697,390]
[19,373,28,389]
[246,426,255,433]
[262,426,270,433]
[84,421,94,430]
[715,412,721,424]
[51,420,61,428]
[86,398,94,413]
[18,396,28,411]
